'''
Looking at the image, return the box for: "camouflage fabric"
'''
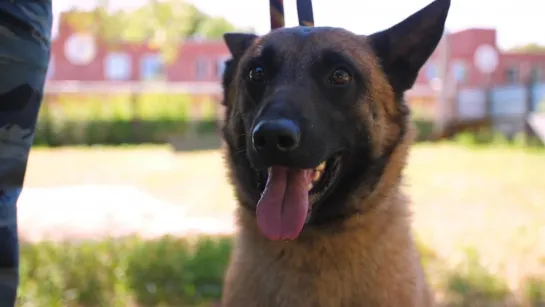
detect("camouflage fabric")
[0,1,52,305]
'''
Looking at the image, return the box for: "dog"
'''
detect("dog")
[218,0,450,305]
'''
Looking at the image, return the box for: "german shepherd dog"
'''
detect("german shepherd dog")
[219,0,450,305]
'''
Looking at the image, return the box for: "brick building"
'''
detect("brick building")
[424,29,545,87]
[47,18,545,107]
[48,17,230,83]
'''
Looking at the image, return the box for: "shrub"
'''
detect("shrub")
[442,248,511,306]
[18,236,232,307]
[521,275,545,307]
[453,132,480,146]
[34,93,219,146]
[21,235,540,306]
[413,119,434,141]
[19,238,136,307]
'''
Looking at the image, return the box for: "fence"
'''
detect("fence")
[453,81,545,138]
[37,81,225,147]
[39,80,545,146]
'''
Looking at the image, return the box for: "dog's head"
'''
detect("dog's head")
[220,0,450,241]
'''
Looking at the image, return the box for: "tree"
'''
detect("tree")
[509,43,545,54]
[194,17,237,40]
[63,0,244,62]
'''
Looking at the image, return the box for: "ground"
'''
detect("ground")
[21,142,545,289]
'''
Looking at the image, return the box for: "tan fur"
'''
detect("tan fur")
[222,94,434,306]
[221,23,437,307]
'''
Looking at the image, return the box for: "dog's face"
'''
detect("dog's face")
[221,0,450,240]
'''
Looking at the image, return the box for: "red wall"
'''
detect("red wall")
[415,28,545,88]
[48,19,229,82]
[49,19,545,90]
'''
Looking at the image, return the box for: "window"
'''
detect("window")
[216,55,231,78]
[504,66,519,84]
[451,60,468,84]
[195,57,208,80]
[425,62,438,81]
[140,53,164,81]
[104,52,132,81]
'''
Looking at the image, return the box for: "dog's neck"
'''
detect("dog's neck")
[224,127,431,306]
[229,185,430,306]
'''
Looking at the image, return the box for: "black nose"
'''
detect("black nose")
[252,119,300,152]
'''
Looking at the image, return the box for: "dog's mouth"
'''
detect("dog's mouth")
[255,154,343,241]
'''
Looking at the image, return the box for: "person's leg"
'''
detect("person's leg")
[0,1,52,304]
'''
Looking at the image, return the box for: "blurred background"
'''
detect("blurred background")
[18,0,545,306]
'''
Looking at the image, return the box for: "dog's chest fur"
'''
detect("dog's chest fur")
[221,199,433,307]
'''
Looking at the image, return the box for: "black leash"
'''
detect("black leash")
[269,0,315,30]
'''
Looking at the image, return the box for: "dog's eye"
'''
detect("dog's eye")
[328,69,352,85]
[248,66,266,83]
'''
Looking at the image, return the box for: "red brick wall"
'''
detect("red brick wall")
[415,28,545,89]
[49,19,545,91]
[48,19,229,82]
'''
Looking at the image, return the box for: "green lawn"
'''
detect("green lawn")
[24,142,545,305]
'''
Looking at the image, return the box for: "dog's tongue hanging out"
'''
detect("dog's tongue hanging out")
[256,166,313,240]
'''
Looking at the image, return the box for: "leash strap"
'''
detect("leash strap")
[296,0,314,27]
[269,0,315,30]
[269,0,285,29]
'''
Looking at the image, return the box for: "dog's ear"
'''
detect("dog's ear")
[221,33,257,107]
[223,33,258,58]
[367,0,450,94]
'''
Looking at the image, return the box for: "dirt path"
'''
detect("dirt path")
[17,185,235,242]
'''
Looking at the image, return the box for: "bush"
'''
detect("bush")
[414,119,434,141]
[19,238,136,307]
[452,131,545,149]
[521,275,545,307]
[442,248,511,306]
[35,93,219,146]
[19,236,232,307]
[20,235,545,306]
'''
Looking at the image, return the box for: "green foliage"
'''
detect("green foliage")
[195,17,237,39]
[19,235,545,306]
[63,0,245,63]
[19,236,232,307]
[521,275,545,306]
[453,131,480,146]
[34,93,218,146]
[19,238,137,307]
[452,131,544,149]
[509,43,545,54]
[443,248,511,306]
[415,238,448,290]
[414,119,435,141]
[33,95,545,148]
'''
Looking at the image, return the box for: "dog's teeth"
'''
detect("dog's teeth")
[312,171,321,182]
[316,162,326,172]
[308,183,313,191]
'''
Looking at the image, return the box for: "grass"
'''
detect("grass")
[19,236,232,307]
[23,141,545,306]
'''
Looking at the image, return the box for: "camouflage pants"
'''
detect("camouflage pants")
[0,1,52,305]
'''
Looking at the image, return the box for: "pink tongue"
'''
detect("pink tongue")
[256,166,312,240]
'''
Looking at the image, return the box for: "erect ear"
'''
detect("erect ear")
[223,32,259,59]
[367,0,450,94]
[220,33,258,107]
